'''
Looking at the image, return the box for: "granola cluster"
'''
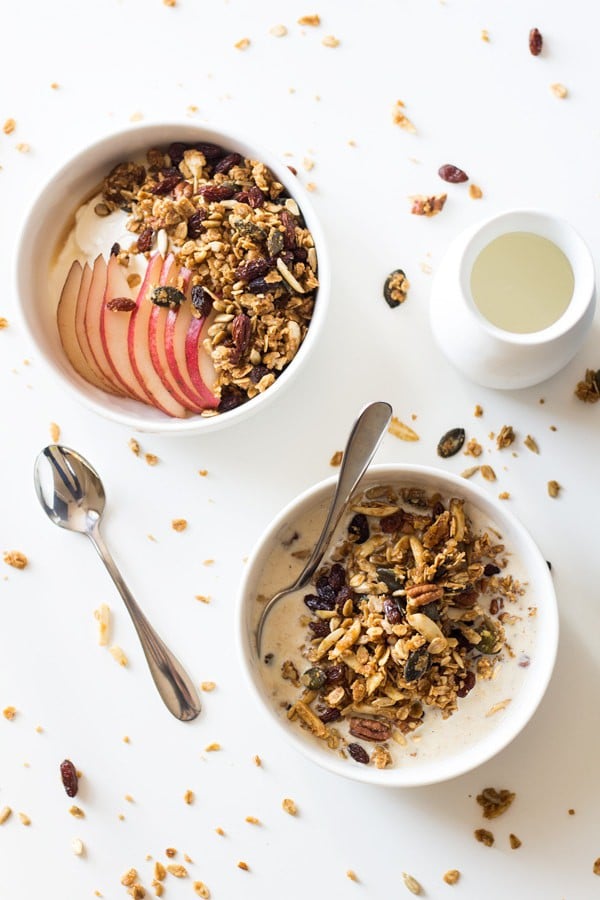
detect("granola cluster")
[100,142,318,410]
[283,484,523,767]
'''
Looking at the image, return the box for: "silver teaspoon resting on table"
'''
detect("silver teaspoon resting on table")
[255,400,393,655]
[34,445,201,722]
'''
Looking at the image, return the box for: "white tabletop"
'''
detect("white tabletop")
[1,1,598,898]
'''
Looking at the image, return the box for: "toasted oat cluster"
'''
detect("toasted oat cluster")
[101,143,318,411]
[285,484,523,767]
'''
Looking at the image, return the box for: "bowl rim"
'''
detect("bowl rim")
[14,119,330,435]
[236,462,559,786]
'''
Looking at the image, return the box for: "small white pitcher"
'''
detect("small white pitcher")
[430,210,596,389]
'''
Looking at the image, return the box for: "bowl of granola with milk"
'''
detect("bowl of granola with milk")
[237,464,558,785]
[16,122,329,433]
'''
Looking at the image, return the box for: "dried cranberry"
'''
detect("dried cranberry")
[287,165,298,175]
[137,227,154,253]
[529,27,543,56]
[328,563,346,592]
[457,671,476,698]
[294,247,308,262]
[106,297,136,312]
[438,164,469,184]
[191,285,213,318]
[325,664,346,684]
[347,743,370,765]
[151,174,181,195]
[214,152,242,175]
[250,364,269,384]
[483,563,501,577]
[60,759,79,797]
[380,511,404,533]
[279,209,297,249]
[234,257,272,282]
[110,242,120,257]
[383,597,404,624]
[348,513,369,544]
[335,584,354,613]
[199,183,236,202]
[187,209,207,238]
[319,707,341,724]
[231,313,252,361]
[168,142,190,165]
[247,277,272,294]
[316,575,336,605]
[303,593,336,612]
[193,141,226,161]
[247,186,265,208]
[432,501,445,518]
[217,387,247,413]
[308,619,330,639]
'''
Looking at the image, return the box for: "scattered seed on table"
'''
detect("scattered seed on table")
[529,27,543,55]
[510,833,522,849]
[443,869,460,885]
[402,872,422,895]
[474,828,494,846]
[282,798,297,816]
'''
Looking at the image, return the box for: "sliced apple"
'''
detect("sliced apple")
[100,255,150,402]
[147,257,204,412]
[184,306,219,410]
[70,259,121,394]
[83,255,132,397]
[127,253,191,418]
[165,294,216,410]
[57,260,103,389]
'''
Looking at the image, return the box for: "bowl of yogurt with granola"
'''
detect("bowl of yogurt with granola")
[16,122,329,433]
[237,464,558,785]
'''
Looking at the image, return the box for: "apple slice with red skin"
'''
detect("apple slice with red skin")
[100,254,150,402]
[127,253,191,418]
[147,257,205,412]
[83,255,130,396]
[58,259,110,391]
[165,294,217,410]
[71,258,121,394]
[183,304,219,410]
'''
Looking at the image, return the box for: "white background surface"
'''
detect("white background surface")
[1,1,599,898]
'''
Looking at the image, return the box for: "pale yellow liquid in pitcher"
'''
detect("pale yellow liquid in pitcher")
[470,232,574,333]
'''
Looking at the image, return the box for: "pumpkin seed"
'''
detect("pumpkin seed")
[150,286,185,308]
[267,228,284,256]
[376,567,404,593]
[301,667,327,690]
[383,269,409,308]
[437,427,466,458]
[476,617,502,654]
[404,647,430,682]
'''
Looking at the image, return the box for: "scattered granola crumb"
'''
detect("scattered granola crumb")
[253,755,262,766]
[485,698,511,716]
[330,450,343,466]
[547,480,561,498]
[498,492,510,500]
[3,118,16,134]
[524,434,539,453]
[402,872,422,895]
[165,848,177,858]
[184,789,194,805]
[237,861,249,871]
[411,194,447,216]
[127,273,141,290]
[346,870,359,882]
[0,317,8,329]
[3,706,17,720]
[306,182,317,192]
[124,794,134,803]
[3,550,28,569]
[481,29,490,42]
[205,742,221,752]
[193,883,211,898]
[195,595,211,604]
[147,534,157,542]
[163,0,176,5]
[464,438,483,457]
[154,862,166,882]
[469,184,483,199]
[203,559,214,567]
[18,812,31,826]
[245,815,260,825]
[109,645,128,667]
[215,827,225,836]
[50,82,60,89]
[461,465,480,479]
[152,882,164,898]
[145,453,159,466]
[49,422,61,442]
[575,368,600,402]
[303,157,315,171]
[69,805,85,818]
[35,725,43,733]
[200,681,216,692]
[298,14,320,25]
[474,404,483,417]
[0,807,11,824]
[480,465,496,482]
[593,858,600,876]
[388,417,419,441]
[443,869,460,885]
[198,469,208,477]
[477,787,516,819]
[322,35,340,47]
[496,425,515,449]
[94,604,110,646]
[474,828,494,847]
[129,438,141,456]
[121,869,138,887]
[282,798,297,816]
[392,100,417,133]
[123,735,131,743]
[172,518,188,532]
[509,833,522,850]
[568,808,575,815]
[234,37,251,50]
[16,142,30,153]
[270,24,287,37]
[550,82,568,99]
[72,838,84,856]
[167,864,188,878]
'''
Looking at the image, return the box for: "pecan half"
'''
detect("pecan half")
[405,583,444,607]
[348,717,391,742]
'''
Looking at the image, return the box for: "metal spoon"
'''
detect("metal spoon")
[33,445,201,722]
[256,401,392,654]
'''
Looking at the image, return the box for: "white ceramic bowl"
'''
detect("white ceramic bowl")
[237,463,559,786]
[15,122,330,434]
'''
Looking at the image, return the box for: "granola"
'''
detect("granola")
[276,483,528,767]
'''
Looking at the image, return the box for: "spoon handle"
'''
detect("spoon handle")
[87,523,201,722]
[290,400,392,590]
